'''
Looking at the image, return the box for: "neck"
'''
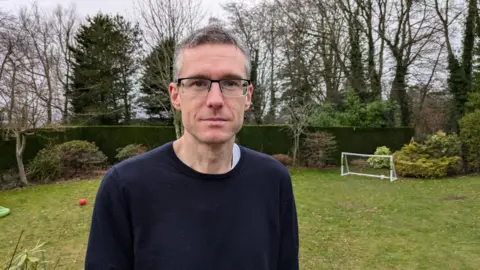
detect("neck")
[173,133,235,174]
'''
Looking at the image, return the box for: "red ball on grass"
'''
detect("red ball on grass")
[79,198,87,206]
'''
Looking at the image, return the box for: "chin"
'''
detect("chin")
[196,131,235,145]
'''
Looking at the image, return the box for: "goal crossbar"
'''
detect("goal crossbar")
[341,152,398,182]
[341,152,393,158]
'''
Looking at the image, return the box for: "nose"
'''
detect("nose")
[206,82,224,108]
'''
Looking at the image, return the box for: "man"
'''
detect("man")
[85,24,299,270]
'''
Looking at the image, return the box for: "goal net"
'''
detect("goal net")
[341,152,398,182]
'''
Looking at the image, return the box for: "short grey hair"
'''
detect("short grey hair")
[173,24,251,79]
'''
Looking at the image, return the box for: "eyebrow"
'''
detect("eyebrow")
[181,74,246,80]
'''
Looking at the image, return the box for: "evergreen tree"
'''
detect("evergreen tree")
[137,38,175,123]
[69,13,141,125]
[348,8,368,103]
[112,15,142,124]
[446,0,478,131]
[472,10,480,95]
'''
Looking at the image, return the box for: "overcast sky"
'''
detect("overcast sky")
[0,0,231,24]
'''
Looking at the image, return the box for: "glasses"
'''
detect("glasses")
[176,78,250,97]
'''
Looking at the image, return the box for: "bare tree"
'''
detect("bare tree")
[375,0,442,126]
[0,16,45,185]
[52,4,78,124]
[356,0,385,100]
[283,97,317,166]
[223,1,271,124]
[0,11,15,87]
[276,0,349,107]
[17,3,60,125]
[411,41,446,129]
[133,0,205,138]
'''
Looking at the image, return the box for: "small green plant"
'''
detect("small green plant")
[115,144,148,161]
[2,230,59,270]
[367,146,392,169]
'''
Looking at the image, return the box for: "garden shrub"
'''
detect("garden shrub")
[115,144,148,161]
[28,140,107,183]
[55,140,107,172]
[27,147,63,183]
[422,130,461,158]
[0,168,21,191]
[272,154,293,167]
[300,131,337,168]
[367,146,391,169]
[459,109,480,172]
[393,140,463,179]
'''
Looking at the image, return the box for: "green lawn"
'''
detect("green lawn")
[1,168,480,269]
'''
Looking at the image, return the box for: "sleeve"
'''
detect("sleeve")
[278,171,299,270]
[84,167,134,270]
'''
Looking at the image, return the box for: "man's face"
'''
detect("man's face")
[169,44,253,145]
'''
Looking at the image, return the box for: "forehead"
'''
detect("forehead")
[179,44,247,78]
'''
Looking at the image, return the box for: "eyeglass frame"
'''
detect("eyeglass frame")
[175,77,252,97]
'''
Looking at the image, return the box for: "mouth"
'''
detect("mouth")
[201,118,228,126]
[202,118,228,121]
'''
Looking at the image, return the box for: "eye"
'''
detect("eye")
[222,80,242,88]
[186,79,209,88]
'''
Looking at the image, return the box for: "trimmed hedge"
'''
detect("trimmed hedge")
[0,125,414,172]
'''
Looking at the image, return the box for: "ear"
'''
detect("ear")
[244,84,254,111]
[169,82,181,111]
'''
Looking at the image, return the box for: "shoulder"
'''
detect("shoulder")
[239,146,295,199]
[102,142,174,187]
[239,145,290,178]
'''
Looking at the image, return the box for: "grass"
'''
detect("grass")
[1,168,480,269]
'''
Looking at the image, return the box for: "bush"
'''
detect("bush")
[55,140,107,172]
[300,132,337,168]
[367,146,391,169]
[27,147,63,183]
[393,141,463,179]
[459,110,480,172]
[422,130,461,158]
[116,144,148,161]
[0,168,22,191]
[272,154,293,167]
[395,155,462,178]
[28,140,107,183]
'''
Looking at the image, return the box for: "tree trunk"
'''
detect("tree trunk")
[292,132,300,166]
[47,97,52,125]
[391,64,410,126]
[123,92,130,124]
[267,14,276,123]
[8,62,16,125]
[461,0,477,93]
[123,72,131,124]
[15,131,28,186]
[172,106,183,139]
[46,68,53,125]
[63,87,69,124]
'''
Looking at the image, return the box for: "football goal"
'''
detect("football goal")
[341,152,398,182]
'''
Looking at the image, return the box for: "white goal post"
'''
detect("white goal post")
[341,152,398,182]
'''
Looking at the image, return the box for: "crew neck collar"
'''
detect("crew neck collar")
[166,141,245,180]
